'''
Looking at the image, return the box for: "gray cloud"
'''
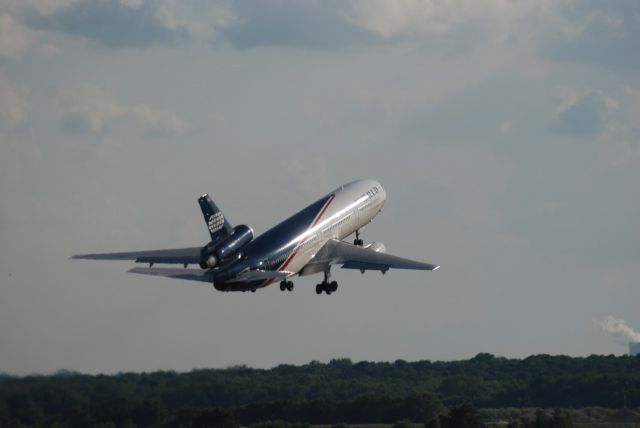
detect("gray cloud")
[553,91,616,138]
[219,0,376,49]
[33,0,186,48]
[544,0,640,73]
[0,73,29,131]
[0,12,35,59]
[218,0,517,51]
[54,84,187,139]
[219,0,640,74]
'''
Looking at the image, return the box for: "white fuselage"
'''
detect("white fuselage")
[282,179,386,276]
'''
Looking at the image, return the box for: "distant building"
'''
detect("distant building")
[630,342,640,356]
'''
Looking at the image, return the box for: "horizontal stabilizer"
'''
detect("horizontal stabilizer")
[128,267,214,283]
[72,247,202,265]
[233,269,291,283]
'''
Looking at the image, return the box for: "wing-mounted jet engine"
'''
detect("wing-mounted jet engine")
[364,242,386,253]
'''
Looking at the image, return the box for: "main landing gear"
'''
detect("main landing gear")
[354,229,364,246]
[280,280,294,292]
[316,271,338,295]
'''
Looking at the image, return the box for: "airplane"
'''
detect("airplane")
[73,179,439,294]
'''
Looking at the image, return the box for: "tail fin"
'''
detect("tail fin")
[198,194,233,243]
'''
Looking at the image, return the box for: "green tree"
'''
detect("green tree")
[552,409,573,428]
[392,419,414,428]
[441,404,483,428]
[192,407,239,428]
[426,415,441,428]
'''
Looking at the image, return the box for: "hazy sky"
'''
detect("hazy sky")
[1,0,638,375]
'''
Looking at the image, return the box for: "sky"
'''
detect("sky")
[0,0,639,375]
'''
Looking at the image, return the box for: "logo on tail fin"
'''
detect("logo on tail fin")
[207,212,224,234]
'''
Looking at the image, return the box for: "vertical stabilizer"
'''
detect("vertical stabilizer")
[198,194,233,243]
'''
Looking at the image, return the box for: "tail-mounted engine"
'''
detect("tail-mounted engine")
[199,224,254,269]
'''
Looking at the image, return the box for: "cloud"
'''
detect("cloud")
[219,0,375,50]
[216,0,638,77]
[33,0,187,48]
[0,12,36,59]
[8,0,636,68]
[553,91,617,138]
[217,0,565,52]
[0,73,29,130]
[54,84,187,139]
[348,0,518,38]
[220,0,490,49]
[0,1,78,59]
[0,0,79,17]
[544,0,640,73]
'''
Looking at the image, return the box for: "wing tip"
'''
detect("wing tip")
[433,265,440,271]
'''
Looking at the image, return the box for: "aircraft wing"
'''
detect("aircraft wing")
[312,239,439,272]
[128,267,214,283]
[71,247,202,265]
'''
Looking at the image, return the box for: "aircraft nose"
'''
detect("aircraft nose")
[378,183,386,201]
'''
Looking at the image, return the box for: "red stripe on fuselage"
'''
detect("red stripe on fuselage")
[279,193,334,272]
[311,193,335,227]
[260,193,335,288]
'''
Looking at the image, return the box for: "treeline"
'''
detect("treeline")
[0,354,638,427]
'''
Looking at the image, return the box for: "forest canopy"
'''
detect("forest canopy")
[1,354,638,427]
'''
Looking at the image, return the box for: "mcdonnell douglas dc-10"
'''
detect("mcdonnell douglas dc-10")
[73,179,439,294]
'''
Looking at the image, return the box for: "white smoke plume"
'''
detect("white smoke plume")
[593,315,640,344]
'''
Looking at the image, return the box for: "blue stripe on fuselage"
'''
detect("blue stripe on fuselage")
[212,194,332,290]
[244,194,331,268]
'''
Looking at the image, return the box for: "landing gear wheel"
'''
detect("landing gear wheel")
[286,281,294,291]
[354,230,364,246]
[316,270,337,295]
[280,281,286,291]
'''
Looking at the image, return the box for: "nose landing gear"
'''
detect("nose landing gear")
[354,229,364,246]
